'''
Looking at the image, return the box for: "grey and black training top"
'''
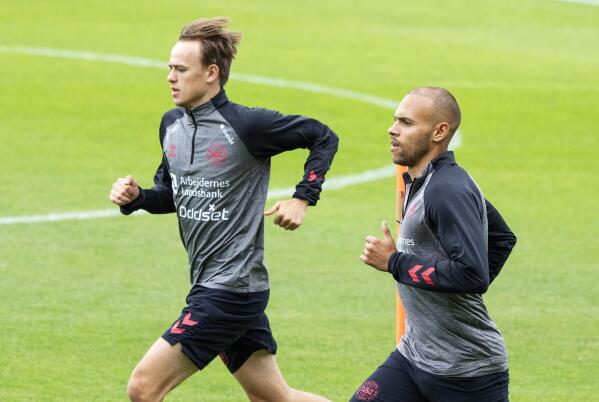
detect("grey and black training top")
[121,89,338,293]
[388,151,516,377]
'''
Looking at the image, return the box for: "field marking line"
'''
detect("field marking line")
[0,45,399,108]
[559,0,599,5]
[0,46,459,225]
[0,165,398,225]
[0,209,124,225]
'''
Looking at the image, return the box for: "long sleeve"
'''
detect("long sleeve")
[239,108,339,206]
[388,181,489,293]
[120,155,175,215]
[485,199,517,283]
[120,111,180,215]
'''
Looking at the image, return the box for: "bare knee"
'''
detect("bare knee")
[127,370,162,402]
[126,338,197,401]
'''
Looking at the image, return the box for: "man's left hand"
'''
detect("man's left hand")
[264,198,309,231]
[360,221,397,271]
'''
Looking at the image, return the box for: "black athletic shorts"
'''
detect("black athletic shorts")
[161,286,277,373]
[350,349,509,402]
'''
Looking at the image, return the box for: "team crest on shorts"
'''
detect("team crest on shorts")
[355,380,380,401]
[207,143,228,167]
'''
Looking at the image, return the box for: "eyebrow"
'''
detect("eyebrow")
[394,115,413,122]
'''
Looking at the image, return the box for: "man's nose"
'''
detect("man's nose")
[167,71,176,83]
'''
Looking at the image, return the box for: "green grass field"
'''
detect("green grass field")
[1,0,598,400]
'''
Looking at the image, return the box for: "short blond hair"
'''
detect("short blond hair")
[179,17,242,86]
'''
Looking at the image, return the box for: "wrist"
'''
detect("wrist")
[387,251,399,275]
[293,197,309,207]
[383,257,391,272]
[128,187,144,207]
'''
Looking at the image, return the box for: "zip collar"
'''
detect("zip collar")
[402,151,456,185]
[185,88,228,124]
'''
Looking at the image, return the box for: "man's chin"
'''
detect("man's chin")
[173,100,191,109]
[392,157,408,166]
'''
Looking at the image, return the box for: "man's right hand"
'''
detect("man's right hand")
[109,175,140,206]
[360,221,397,272]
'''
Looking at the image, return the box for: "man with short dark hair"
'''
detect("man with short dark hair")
[110,17,337,402]
[352,87,516,402]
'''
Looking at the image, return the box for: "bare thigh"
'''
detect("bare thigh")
[128,338,198,401]
[234,350,331,402]
[233,350,289,400]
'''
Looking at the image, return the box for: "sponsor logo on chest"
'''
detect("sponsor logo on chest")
[179,204,230,222]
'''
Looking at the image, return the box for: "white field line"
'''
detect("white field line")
[0,209,124,225]
[559,0,599,5]
[0,46,399,108]
[0,46,459,225]
[0,166,398,225]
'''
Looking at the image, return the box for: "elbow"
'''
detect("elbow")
[466,280,489,294]
[465,273,489,294]
[478,267,491,293]
[508,233,517,249]
[324,125,339,146]
[456,260,489,293]
[473,281,489,294]
[332,129,339,144]
[328,129,339,152]
[310,126,339,155]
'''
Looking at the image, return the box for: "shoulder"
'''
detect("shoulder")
[159,108,185,144]
[219,101,279,121]
[161,107,185,126]
[424,163,484,215]
[218,100,283,133]
[428,163,479,196]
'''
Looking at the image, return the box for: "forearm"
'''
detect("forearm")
[120,185,175,215]
[388,251,489,293]
[238,108,339,206]
[293,124,339,205]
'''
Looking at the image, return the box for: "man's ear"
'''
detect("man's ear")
[432,122,450,144]
[206,64,220,84]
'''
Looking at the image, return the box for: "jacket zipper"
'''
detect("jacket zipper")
[402,182,412,218]
[188,110,198,165]
[403,180,421,216]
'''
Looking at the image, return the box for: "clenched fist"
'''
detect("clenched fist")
[264,198,309,231]
[109,175,140,206]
